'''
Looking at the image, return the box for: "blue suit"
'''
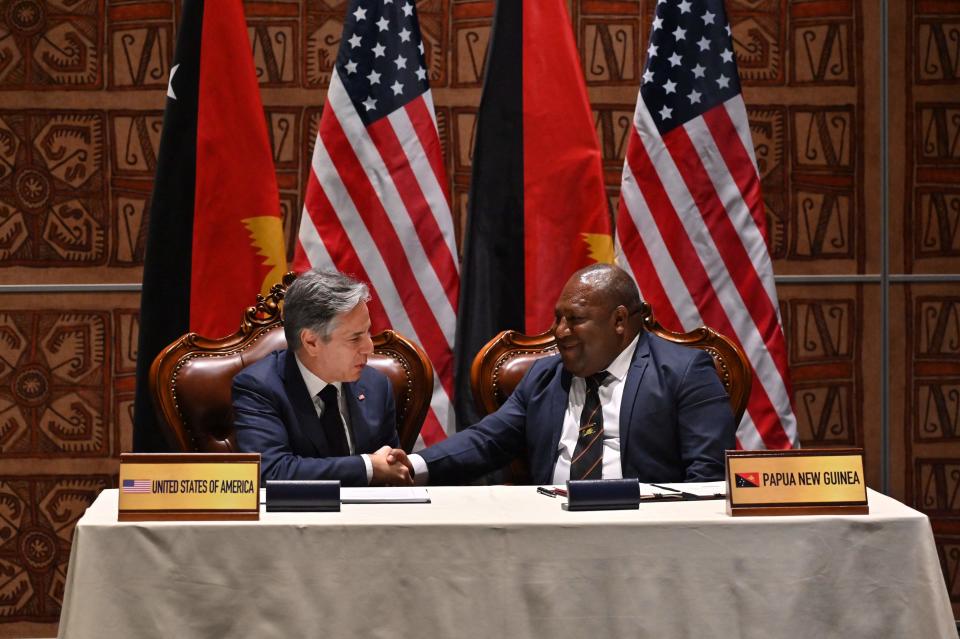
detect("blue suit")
[420,332,736,484]
[232,350,398,486]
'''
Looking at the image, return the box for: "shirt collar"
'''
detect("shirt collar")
[602,333,640,383]
[294,353,341,398]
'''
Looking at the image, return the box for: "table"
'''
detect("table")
[58,487,957,638]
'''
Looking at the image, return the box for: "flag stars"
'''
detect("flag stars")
[402,2,413,17]
[672,26,685,41]
[668,52,682,67]
[678,0,691,14]
[348,33,362,48]
[721,49,734,63]
[659,105,673,120]
[643,68,655,84]
[692,63,706,78]
[395,54,407,70]
[726,24,733,37]
[688,89,702,104]
[353,6,367,21]
[419,41,425,55]
[344,59,358,74]
[399,28,411,42]
[648,43,658,58]
[391,80,404,96]
[372,42,386,57]
[415,66,427,81]
[702,10,715,25]
[363,96,377,111]
[717,74,730,89]
[663,79,677,94]
[377,16,390,31]
[697,36,710,52]
[367,69,381,85]
[653,15,663,30]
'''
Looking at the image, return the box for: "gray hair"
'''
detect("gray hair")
[283,269,371,351]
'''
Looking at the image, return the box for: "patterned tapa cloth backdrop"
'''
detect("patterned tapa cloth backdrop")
[0,1,957,635]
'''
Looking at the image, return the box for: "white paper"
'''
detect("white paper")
[652,481,726,498]
[340,487,431,503]
[258,487,431,505]
[638,483,684,499]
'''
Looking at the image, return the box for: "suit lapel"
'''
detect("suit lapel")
[546,366,573,474]
[343,379,368,453]
[281,351,330,455]
[619,332,651,473]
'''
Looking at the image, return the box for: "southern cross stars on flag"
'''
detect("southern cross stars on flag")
[642,0,738,133]
[338,1,429,124]
[615,0,798,450]
[293,0,458,445]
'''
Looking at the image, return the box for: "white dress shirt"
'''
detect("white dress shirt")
[295,355,374,484]
[551,333,639,483]
[410,334,641,484]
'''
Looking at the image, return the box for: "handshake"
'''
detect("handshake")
[370,445,416,486]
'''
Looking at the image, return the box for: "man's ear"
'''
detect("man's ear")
[299,328,322,354]
[612,305,629,334]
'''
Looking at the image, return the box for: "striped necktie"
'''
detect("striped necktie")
[570,372,610,480]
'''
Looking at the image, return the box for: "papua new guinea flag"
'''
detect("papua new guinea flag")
[453,0,613,428]
[132,0,287,452]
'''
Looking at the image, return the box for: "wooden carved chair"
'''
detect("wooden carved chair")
[149,272,433,454]
[471,300,752,420]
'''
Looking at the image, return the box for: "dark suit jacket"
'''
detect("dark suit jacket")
[420,332,736,484]
[232,350,399,486]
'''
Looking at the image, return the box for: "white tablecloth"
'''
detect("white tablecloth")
[58,487,956,638]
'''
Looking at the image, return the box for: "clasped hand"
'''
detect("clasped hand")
[370,445,415,486]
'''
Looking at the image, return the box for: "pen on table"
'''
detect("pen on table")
[537,487,568,498]
[649,483,685,499]
[649,483,681,493]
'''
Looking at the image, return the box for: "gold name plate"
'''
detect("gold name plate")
[118,453,260,521]
[725,448,868,517]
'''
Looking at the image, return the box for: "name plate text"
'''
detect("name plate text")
[726,448,868,516]
[118,453,260,521]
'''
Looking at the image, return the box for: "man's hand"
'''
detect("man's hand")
[370,446,414,486]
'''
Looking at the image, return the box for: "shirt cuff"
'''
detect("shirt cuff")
[409,454,429,485]
[361,454,373,485]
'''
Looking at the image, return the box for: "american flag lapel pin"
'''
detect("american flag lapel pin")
[358,393,365,401]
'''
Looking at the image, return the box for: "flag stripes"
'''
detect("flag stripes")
[615,0,797,450]
[404,96,450,202]
[702,104,768,240]
[617,96,796,450]
[295,8,458,444]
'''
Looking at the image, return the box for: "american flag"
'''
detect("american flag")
[293,0,458,445]
[122,479,152,494]
[615,0,798,450]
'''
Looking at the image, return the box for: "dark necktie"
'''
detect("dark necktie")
[317,385,350,456]
[570,372,608,481]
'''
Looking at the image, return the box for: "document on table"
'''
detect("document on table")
[650,481,727,499]
[638,483,685,500]
[258,487,431,504]
[340,487,431,503]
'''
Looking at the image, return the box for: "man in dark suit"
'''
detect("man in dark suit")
[233,269,412,486]
[407,264,736,485]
